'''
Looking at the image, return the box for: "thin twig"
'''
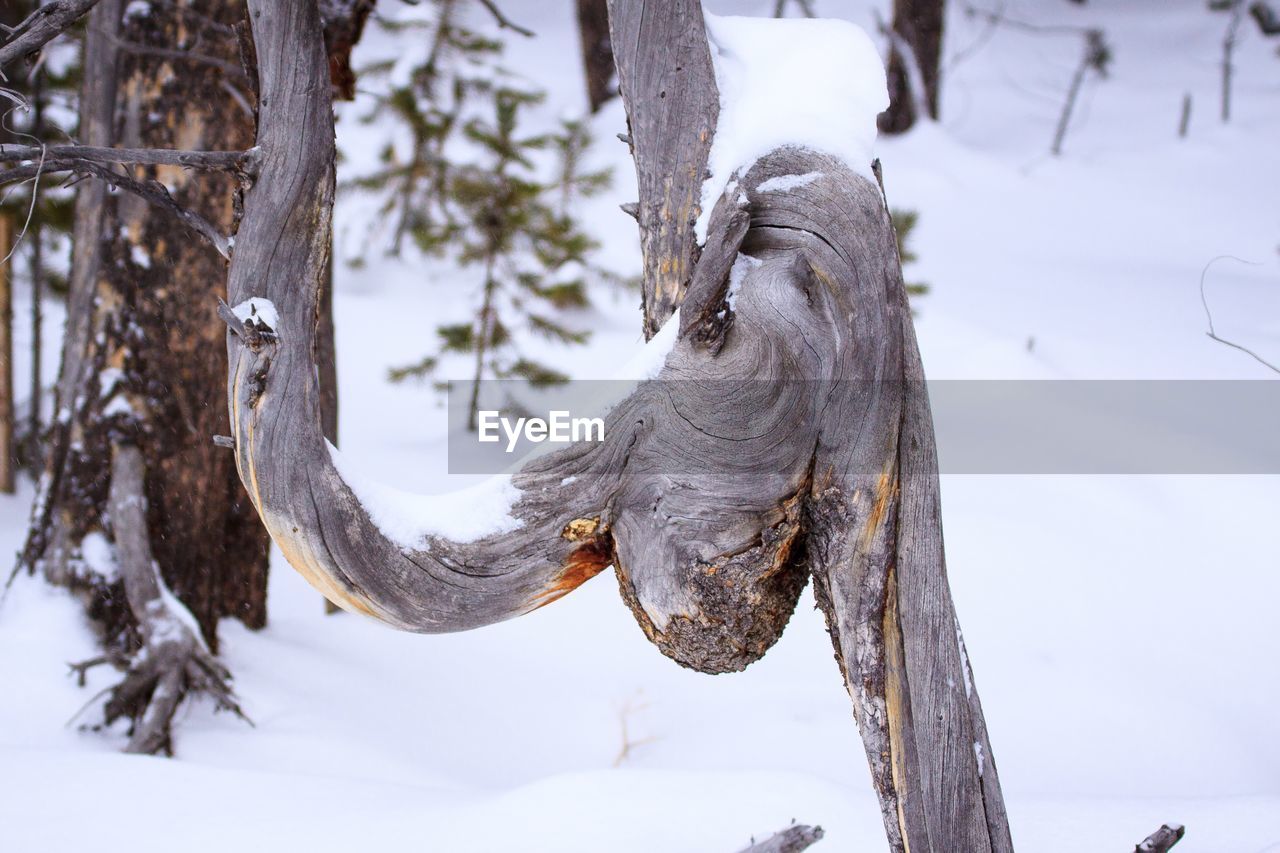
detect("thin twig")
[1199,254,1278,374]
[475,0,534,37]
[1,148,46,269]
[1,157,233,258]
[962,2,1092,37]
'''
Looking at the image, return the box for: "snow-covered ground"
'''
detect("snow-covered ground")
[3,1,1279,850]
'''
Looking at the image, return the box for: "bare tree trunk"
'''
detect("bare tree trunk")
[19,0,268,752]
[576,0,615,113]
[878,0,945,135]
[0,212,13,494]
[222,1,1013,849]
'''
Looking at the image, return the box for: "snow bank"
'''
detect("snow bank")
[327,442,522,547]
[697,14,887,240]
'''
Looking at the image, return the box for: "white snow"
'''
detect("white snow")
[696,13,887,240]
[615,308,680,382]
[725,253,762,311]
[230,296,279,332]
[327,441,522,547]
[2,2,1280,851]
[77,532,118,582]
[755,171,823,193]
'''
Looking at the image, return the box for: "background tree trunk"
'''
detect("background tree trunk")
[19,0,268,750]
[879,0,945,135]
[576,0,615,113]
[0,212,13,494]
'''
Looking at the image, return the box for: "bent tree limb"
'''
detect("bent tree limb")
[228,1,1010,850]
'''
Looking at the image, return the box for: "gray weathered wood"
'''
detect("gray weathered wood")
[606,0,718,338]
[736,824,824,853]
[104,443,244,755]
[226,1,1013,849]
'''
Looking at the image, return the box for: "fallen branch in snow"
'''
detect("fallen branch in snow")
[1134,822,1185,852]
[736,824,824,853]
[1198,254,1279,375]
[98,444,248,755]
[0,0,101,74]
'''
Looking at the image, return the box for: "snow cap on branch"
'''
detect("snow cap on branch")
[697,14,888,240]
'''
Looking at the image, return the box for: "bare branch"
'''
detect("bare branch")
[0,0,101,73]
[735,824,824,853]
[1,157,232,258]
[476,0,535,37]
[0,143,250,171]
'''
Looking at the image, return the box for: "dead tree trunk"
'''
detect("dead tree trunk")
[878,0,945,135]
[18,0,268,752]
[224,1,1012,849]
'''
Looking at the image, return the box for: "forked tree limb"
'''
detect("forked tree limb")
[0,0,101,73]
[226,1,1012,850]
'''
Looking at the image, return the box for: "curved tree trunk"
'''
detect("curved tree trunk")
[227,0,1011,849]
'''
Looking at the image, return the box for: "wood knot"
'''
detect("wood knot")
[561,517,600,542]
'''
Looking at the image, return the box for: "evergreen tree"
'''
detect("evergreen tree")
[349,1,615,429]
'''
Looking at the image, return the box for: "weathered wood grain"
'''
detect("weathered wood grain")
[226,1,1012,849]
[607,0,718,338]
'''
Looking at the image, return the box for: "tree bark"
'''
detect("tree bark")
[606,0,718,338]
[224,0,1011,848]
[19,0,268,752]
[878,0,945,135]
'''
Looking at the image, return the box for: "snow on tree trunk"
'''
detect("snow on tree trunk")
[225,0,1012,848]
